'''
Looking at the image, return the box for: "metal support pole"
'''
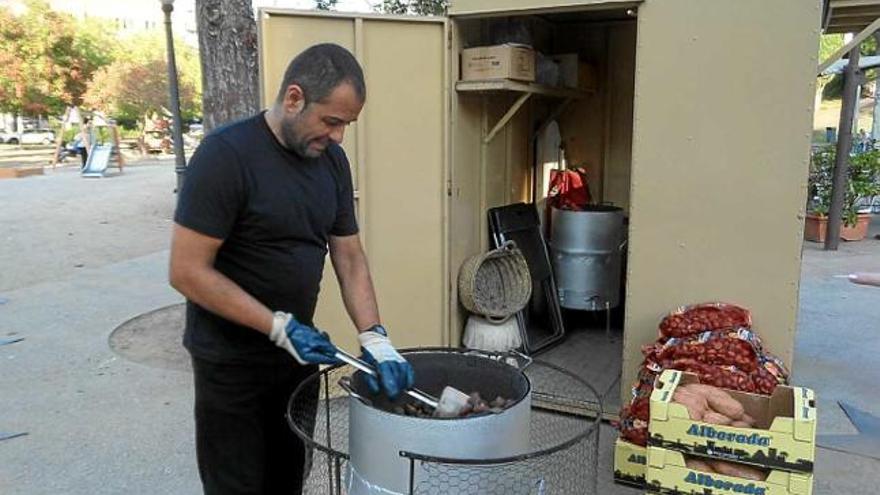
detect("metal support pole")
[162,2,187,192]
[826,46,861,250]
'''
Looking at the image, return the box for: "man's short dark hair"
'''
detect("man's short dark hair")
[276,43,366,105]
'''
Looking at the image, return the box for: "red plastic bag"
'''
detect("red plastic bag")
[648,328,763,373]
[659,303,752,338]
[547,168,592,210]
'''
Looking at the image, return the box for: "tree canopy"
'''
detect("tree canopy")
[0,0,118,115]
[378,0,449,16]
[83,31,201,126]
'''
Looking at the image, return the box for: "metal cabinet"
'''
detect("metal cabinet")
[258,0,820,404]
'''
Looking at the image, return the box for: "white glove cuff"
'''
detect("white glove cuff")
[358,330,405,363]
[357,330,388,348]
[270,312,291,343]
[270,311,306,365]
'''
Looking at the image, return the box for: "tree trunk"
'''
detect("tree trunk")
[196,0,260,132]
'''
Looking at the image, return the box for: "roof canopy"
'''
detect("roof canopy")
[825,0,880,34]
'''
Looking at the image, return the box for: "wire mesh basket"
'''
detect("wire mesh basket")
[287,348,602,495]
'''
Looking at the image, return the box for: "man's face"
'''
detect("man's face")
[279,82,363,158]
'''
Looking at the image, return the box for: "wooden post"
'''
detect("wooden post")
[51,107,71,168]
[111,124,125,171]
[826,46,861,251]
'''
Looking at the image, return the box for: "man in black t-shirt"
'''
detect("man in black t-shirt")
[169,44,414,495]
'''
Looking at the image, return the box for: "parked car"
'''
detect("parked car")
[0,130,16,143]
[15,128,56,145]
[856,195,880,214]
[187,121,204,136]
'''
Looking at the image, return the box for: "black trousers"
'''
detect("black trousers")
[192,356,318,495]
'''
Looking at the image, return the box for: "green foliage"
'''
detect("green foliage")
[314,0,339,10]
[83,31,201,124]
[809,147,880,226]
[0,0,119,115]
[823,73,844,100]
[819,34,844,61]
[378,0,448,16]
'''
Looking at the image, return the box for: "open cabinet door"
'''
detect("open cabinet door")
[258,10,449,353]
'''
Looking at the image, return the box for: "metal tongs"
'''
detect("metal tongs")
[335,349,471,418]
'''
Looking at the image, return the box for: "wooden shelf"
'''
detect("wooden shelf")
[455,79,592,99]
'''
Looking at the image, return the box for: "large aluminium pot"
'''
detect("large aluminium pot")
[343,350,532,495]
[550,205,626,311]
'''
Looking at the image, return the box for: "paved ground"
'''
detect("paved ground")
[1,161,878,494]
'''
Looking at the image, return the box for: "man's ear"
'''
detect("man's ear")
[282,84,306,113]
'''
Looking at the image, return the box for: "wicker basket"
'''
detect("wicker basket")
[458,241,532,319]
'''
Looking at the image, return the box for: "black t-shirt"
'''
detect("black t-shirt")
[174,112,358,364]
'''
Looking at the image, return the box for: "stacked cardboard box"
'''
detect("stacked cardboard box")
[613,437,647,487]
[645,370,816,495]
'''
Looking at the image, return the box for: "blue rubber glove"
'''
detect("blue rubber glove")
[269,312,340,365]
[358,325,415,399]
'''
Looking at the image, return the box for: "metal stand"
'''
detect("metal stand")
[287,348,602,494]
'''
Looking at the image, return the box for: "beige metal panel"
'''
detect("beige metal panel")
[358,19,447,350]
[259,11,447,353]
[450,0,640,17]
[623,0,821,401]
[449,92,485,342]
[448,21,486,343]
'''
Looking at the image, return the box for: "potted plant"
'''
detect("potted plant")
[805,146,880,242]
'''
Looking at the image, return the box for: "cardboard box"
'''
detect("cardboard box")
[461,44,535,82]
[614,438,647,488]
[550,54,597,90]
[646,447,814,495]
[649,370,816,473]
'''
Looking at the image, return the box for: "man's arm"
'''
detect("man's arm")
[849,272,880,287]
[330,233,414,398]
[169,223,274,335]
[329,234,380,332]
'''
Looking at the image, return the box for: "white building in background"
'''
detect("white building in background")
[0,0,198,46]
[48,0,198,46]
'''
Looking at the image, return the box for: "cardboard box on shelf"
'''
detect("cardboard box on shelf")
[649,370,816,473]
[614,437,647,488]
[460,44,535,82]
[646,447,813,495]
